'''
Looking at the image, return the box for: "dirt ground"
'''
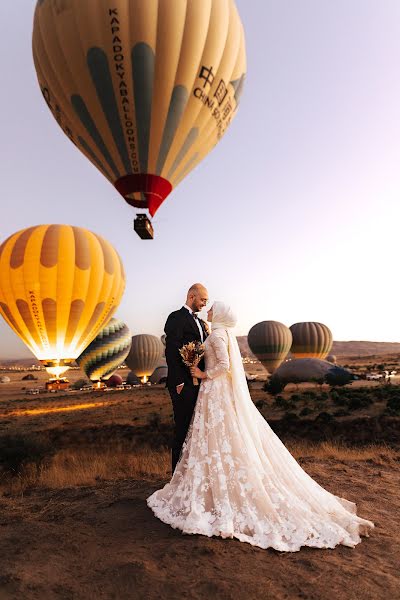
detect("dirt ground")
[0,361,399,599]
[0,456,398,600]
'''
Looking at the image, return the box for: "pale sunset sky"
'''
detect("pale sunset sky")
[0,1,400,358]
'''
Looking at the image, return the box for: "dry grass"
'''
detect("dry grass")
[1,441,399,497]
[1,447,170,495]
[288,440,400,463]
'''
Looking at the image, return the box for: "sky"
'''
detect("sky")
[1,1,400,359]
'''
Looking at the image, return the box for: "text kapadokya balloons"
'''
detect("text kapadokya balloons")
[0,225,125,377]
[77,318,131,382]
[32,0,246,224]
[290,322,333,360]
[125,334,164,383]
[248,321,292,375]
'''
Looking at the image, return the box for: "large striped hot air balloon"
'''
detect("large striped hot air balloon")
[290,322,333,360]
[0,225,125,378]
[32,0,246,238]
[77,318,131,382]
[126,334,164,383]
[248,321,292,375]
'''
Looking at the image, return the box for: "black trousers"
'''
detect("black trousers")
[169,383,199,472]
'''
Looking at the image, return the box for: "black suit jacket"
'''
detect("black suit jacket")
[165,307,208,390]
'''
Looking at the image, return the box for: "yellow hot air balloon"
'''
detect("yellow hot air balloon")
[290,322,333,360]
[32,0,246,238]
[247,321,292,375]
[0,225,125,378]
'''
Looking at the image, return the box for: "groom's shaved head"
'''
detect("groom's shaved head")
[186,283,209,312]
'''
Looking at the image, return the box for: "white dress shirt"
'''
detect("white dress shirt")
[184,304,204,342]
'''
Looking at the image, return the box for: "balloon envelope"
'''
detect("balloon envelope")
[125,334,164,381]
[106,373,124,387]
[150,365,168,384]
[248,321,292,374]
[290,322,333,360]
[32,0,246,219]
[77,318,131,382]
[0,225,125,377]
[269,358,354,389]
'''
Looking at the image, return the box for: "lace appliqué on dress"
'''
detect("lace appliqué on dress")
[147,331,374,552]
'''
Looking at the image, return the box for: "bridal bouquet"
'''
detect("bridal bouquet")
[179,341,205,386]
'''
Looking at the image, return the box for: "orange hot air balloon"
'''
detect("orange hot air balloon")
[248,321,292,375]
[0,225,125,378]
[32,0,246,238]
[290,322,333,360]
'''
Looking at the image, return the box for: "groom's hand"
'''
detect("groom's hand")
[176,383,184,395]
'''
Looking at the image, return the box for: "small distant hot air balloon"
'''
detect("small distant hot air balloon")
[150,365,168,384]
[106,373,124,388]
[290,322,333,360]
[247,321,292,375]
[32,0,246,238]
[77,318,131,382]
[0,225,125,378]
[126,334,164,383]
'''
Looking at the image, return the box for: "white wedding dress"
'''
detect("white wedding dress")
[147,303,374,552]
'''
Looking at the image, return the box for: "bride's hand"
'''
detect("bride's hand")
[190,366,205,379]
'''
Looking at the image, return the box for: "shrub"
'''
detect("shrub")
[348,395,372,411]
[264,379,285,394]
[315,412,333,423]
[299,407,313,416]
[274,396,290,410]
[334,409,350,417]
[289,394,301,403]
[302,391,318,400]
[281,412,299,422]
[387,396,400,414]
[148,413,161,430]
[332,393,348,407]
[0,434,50,474]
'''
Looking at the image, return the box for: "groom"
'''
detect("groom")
[165,283,209,472]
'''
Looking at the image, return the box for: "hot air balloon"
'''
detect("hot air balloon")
[106,373,124,388]
[247,321,292,375]
[290,322,333,360]
[77,318,131,382]
[126,334,164,383]
[0,225,125,378]
[32,0,246,238]
[267,359,355,393]
[150,365,168,384]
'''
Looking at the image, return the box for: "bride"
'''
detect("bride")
[147,301,374,552]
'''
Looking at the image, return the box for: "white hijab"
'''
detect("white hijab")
[210,301,263,438]
[210,300,248,389]
[211,300,238,331]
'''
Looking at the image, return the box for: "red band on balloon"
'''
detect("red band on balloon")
[114,174,173,217]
